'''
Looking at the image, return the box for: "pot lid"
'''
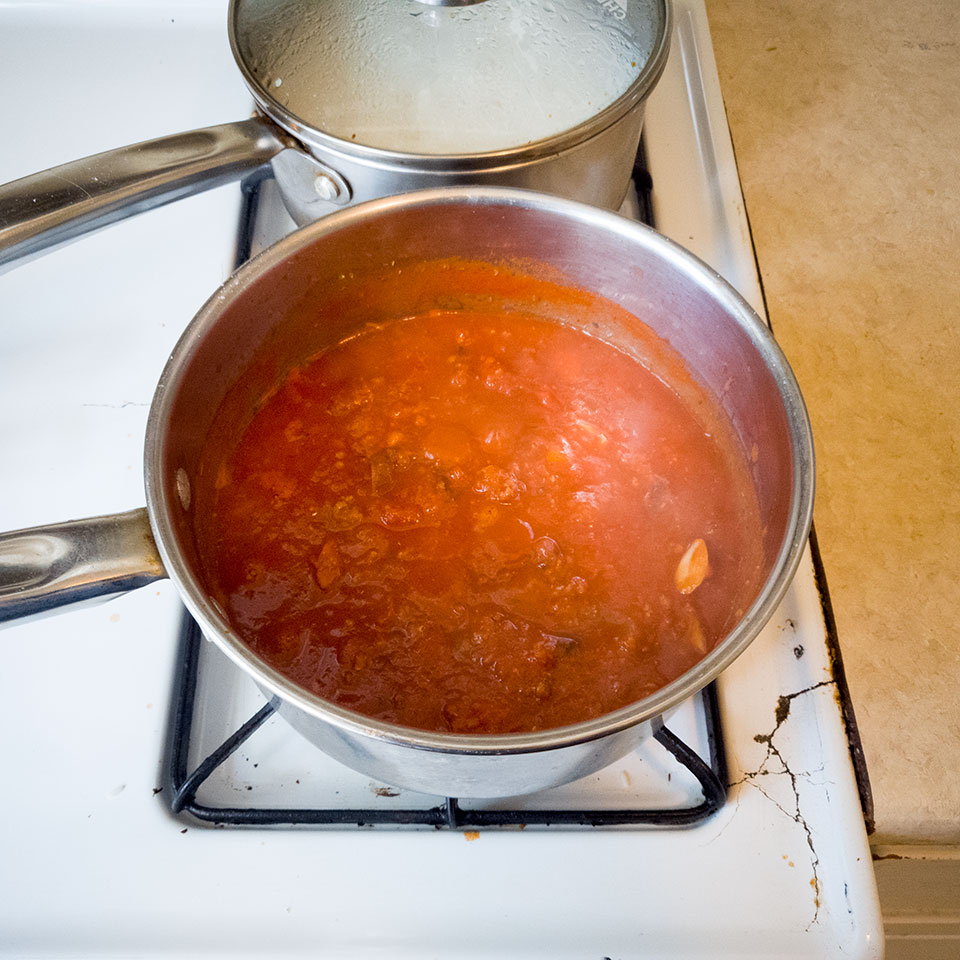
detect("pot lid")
[230,0,668,156]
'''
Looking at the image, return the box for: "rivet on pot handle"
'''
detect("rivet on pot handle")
[0,117,290,273]
[270,148,353,222]
[0,508,165,625]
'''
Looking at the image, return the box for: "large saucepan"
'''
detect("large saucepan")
[0,0,670,271]
[0,188,814,797]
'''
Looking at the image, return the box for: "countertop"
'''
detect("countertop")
[704,0,960,849]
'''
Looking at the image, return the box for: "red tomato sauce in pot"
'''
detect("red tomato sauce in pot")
[197,278,764,734]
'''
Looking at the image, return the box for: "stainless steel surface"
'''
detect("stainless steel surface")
[0,188,813,796]
[144,187,814,797]
[0,2,670,269]
[0,118,287,272]
[0,508,163,623]
[230,0,671,221]
[268,110,653,226]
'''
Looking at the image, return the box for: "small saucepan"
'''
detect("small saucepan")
[0,188,814,797]
[0,0,670,271]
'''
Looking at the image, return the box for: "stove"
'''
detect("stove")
[0,1,883,956]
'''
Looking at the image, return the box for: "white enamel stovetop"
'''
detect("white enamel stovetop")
[0,1,882,957]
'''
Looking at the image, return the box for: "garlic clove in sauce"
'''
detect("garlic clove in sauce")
[675,538,709,595]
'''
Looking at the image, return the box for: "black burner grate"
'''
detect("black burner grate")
[162,144,729,829]
[165,613,727,828]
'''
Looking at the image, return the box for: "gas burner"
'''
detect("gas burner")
[167,611,727,828]
[162,153,729,831]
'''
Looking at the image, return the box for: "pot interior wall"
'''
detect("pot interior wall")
[155,196,798,644]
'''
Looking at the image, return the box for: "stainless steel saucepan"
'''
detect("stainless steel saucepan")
[0,187,814,798]
[0,0,670,271]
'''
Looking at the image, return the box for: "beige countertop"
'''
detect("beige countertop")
[704,0,960,847]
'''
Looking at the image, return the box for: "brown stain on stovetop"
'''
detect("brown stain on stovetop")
[733,677,836,926]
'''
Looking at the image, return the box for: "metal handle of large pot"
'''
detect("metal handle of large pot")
[0,508,165,625]
[0,117,289,272]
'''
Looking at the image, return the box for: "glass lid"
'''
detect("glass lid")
[231,0,668,156]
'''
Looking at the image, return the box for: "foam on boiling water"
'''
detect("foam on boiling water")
[242,0,658,155]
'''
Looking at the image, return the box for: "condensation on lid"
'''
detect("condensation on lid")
[232,0,664,155]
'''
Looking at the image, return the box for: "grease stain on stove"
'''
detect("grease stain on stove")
[463,831,480,842]
[371,785,400,798]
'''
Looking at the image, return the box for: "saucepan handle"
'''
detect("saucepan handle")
[0,116,289,272]
[0,508,165,625]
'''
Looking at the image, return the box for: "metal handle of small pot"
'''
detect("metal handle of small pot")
[0,117,289,272]
[0,508,165,625]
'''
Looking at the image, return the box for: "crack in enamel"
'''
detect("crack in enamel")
[731,680,836,928]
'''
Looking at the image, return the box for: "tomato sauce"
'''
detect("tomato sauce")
[197,278,764,735]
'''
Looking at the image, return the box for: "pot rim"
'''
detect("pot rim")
[144,185,814,759]
[226,0,672,168]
